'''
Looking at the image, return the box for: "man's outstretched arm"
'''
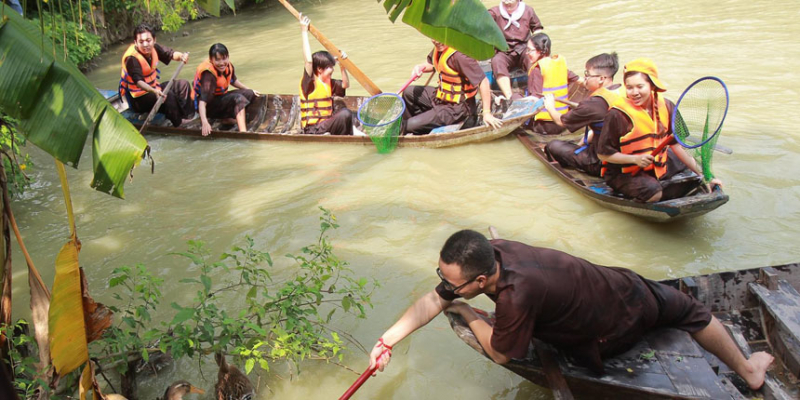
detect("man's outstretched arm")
[369,290,452,372]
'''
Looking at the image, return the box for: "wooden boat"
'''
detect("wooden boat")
[515,132,729,222]
[100,89,540,149]
[447,262,800,399]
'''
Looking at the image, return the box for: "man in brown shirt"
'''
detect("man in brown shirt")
[488,0,543,101]
[368,230,773,390]
[402,41,501,135]
[543,53,622,177]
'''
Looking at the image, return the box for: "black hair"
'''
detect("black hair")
[133,23,155,39]
[440,230,496,280]
[530,33,551,57]
[623,70,655,88]
[586,52,619,79]
[209,43,229,60]
[311,51,336,76]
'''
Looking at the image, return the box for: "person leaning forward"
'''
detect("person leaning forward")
[402,40,502,135]
[119,23,194,127]
[369,230,774,391]
[192,43,258,136]
[488,0,543,103]
[542,53,624,177]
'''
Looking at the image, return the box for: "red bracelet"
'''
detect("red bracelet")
[378,338,393,350]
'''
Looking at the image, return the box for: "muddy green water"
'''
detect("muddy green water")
[9,0,800,398]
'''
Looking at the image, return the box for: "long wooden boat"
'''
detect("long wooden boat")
[515,132,729,222]
[100,90,540,149]
[447,263,800,399]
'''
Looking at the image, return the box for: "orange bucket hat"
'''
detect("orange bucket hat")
[624,58,667,92]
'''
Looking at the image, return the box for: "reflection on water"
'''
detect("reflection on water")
[10,0,800,398]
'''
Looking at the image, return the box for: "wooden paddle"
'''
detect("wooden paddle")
[487,226,575,400]
[277,0,382,96]
[138,54,189,134]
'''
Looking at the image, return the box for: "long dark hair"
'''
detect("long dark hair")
[530,33,551,57]
[209,43,229,59]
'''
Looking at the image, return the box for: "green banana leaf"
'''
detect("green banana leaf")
[380,0,508,60]
[196,0,221,17]
[0,10,147,198]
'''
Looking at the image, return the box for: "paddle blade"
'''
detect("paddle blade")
[357,93,405,154]
[672,77,729,149]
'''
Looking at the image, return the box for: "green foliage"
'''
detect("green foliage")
[1,320,50,399]
[30,17,101,68]
[91,208,377,378]
[0,113,33,198]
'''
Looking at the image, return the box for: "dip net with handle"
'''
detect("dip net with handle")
[357,93,405,154]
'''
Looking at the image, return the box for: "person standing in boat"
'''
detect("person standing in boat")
[595,58,722,202]
[119,23,194,127]
[526,33,581,135]
[299,15,353,136]
[368,229,774,390]
[541,53,624,177]
[402,41,502,135]
[488,0,543,106]
[192,43,258,136]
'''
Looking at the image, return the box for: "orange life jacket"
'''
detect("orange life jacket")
[600,96,670,178]
[119,44,160,99]
[434,47,477,104]
[192,59,234,109]
[299,75,334,128]
[531,55,569,121]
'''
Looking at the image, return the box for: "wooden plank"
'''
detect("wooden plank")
[760,267,781,291]
[725,321,795,400]
[533,340,574,400]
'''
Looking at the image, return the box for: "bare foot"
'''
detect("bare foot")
[744,351,774,390]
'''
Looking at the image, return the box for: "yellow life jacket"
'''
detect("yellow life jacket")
[192,59,234,108]
[586,84,625,134]
[434,47,477,104]
[531,55,569,121]
[600,96,670,178]
[119,44,160,99]
[299,75,333,128]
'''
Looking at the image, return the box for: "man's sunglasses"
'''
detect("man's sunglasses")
[437,266,492,292]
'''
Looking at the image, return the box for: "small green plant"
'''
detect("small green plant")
[1,320,50,399]
[0,113,32,198]
[30,18,102,68]
[91,207,377,381]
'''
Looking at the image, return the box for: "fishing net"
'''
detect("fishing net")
[672,77,729,181]
[357,93,405,154]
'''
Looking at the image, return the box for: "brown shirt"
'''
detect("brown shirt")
[198,68,238,103]
[596,99,675,178]
[436,239,659,362]
[124,43,174,85]
[427,49,487,89]
[301,69,345,98]
[561,84,622,133]
[488,5,543,54]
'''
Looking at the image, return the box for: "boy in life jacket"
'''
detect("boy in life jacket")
[525,33,581,135]
[299,15,353,135]
[542,53,623,177]
[192,43,258,136]
[488,0,543,104]
[119,23,194,127]
[595,59,723,202]
[402,40,502,135]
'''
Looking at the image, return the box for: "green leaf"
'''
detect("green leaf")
[244,358,255,374]
[379,0,508,60]
[201,275,212,293]
[171,308,195,325]
[224,0,236,13]
[196,0,221,17]
[0,11,147,198]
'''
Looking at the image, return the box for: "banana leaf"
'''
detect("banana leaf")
[196,0,222,17]
[49,239,88,376]
[380,0,508,60]
[0,10,147,198]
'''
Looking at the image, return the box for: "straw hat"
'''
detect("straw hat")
[624,58,667,92]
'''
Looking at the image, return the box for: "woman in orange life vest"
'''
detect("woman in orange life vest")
[192,43,258,136]
[525,33,581,135]
[119,23,194,127]
[298,15,353,136]
[595,58,723,202]
[542,52,623,177]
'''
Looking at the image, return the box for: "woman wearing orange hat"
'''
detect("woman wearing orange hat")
[595,58,722,202]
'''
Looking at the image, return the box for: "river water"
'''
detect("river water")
[10,0,800,398]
